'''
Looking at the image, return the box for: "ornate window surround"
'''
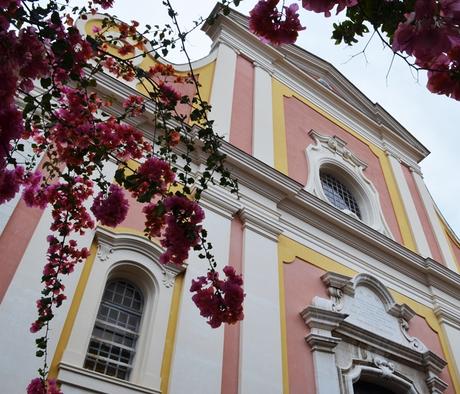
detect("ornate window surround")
[57,227,185,394]
[301,272,448,394]
[305,130,393,239]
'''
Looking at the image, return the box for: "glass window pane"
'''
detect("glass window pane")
[320,172,361,219]
[84,280,144,381]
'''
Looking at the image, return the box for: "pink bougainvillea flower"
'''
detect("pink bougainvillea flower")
[27,378,45,394]
[0,166,24,204]
[26,378,62,394]
[441,0,460,24]
[155,196,204,264]
[158,82,182,108]
[393,4,453,63]
[46,379,63,394]
[301,0,358,17]
[22,170,48,209]
[143,202,166,238]
[130,157,175,199]
[123,95,145,116]
[91,184,129,227]
[93,0,114,9]
[159,195,205,265]
[427,51,460,100]
[190,265,244,328]
[249,0,305,45]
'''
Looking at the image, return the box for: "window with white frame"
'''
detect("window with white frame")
[305,129,393,238]
[84,279,144,381]
[57,229,185,393]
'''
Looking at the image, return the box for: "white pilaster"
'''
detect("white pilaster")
[209,42,237,141]
[301,306,345,394]
[412,170,458,271]
[440,323,460,379]
[168,208,232,394]
[252,65,274,167]
[387,154,432,258]
[238,211,283,394]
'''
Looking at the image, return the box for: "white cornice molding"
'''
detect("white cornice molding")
[199,184,241,219]
[202,6,429,165]
[59,362,161,394]
[303,275,447,373]
[219,141,460,309]
[239,205,283,241]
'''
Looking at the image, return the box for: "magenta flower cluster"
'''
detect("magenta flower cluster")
[91,184,129,227]
[249,0,305,45]
[27,377,62,394]
[191,265,245,328]
[393,0,460,99]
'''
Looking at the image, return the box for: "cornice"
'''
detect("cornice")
[336,321,447,372]
[58,362,160,394]
[238,205,283,241]
[199,184,241,219]
[218,139,460,309]
[203,5,430,164]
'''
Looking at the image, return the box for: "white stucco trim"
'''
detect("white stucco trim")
[59,228,183,392]
[387,153,432,258]
[302,272,448,394]
[238,210,283,394]
[208,42,237,141]
[168,208,231,394]
[412,170,458,272]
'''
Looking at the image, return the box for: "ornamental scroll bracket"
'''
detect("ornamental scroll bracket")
[161,263,185,288]
[308,129,368,170]
[373,355,395,379]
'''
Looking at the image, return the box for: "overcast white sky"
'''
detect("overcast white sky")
[105,0,460,235]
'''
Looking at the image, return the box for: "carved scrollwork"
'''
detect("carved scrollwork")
[162,269,176,288]
[97,242,113,262]
[329,287,344,312]
[161,264,185,288]
[374,356,395,379]
[399,318,427,352]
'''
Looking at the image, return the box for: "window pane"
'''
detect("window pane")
[320,172,361,219]
[84,280,144,381]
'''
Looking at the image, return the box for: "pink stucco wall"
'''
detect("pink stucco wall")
[229,56,254,154]
[283,258,328,394]
[221,216,244,394]
[118,192,147,233]
[283,96,403,244]
[408,315,455,393]
[0,200,44,301]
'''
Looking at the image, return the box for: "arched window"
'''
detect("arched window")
[320,171,361,219]
[83,279,144,381]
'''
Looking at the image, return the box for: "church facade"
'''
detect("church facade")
[1,4,460,394]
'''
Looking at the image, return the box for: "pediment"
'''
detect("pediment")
[309,272,428,353]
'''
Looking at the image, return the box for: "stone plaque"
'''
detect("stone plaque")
[342,286,404,344]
